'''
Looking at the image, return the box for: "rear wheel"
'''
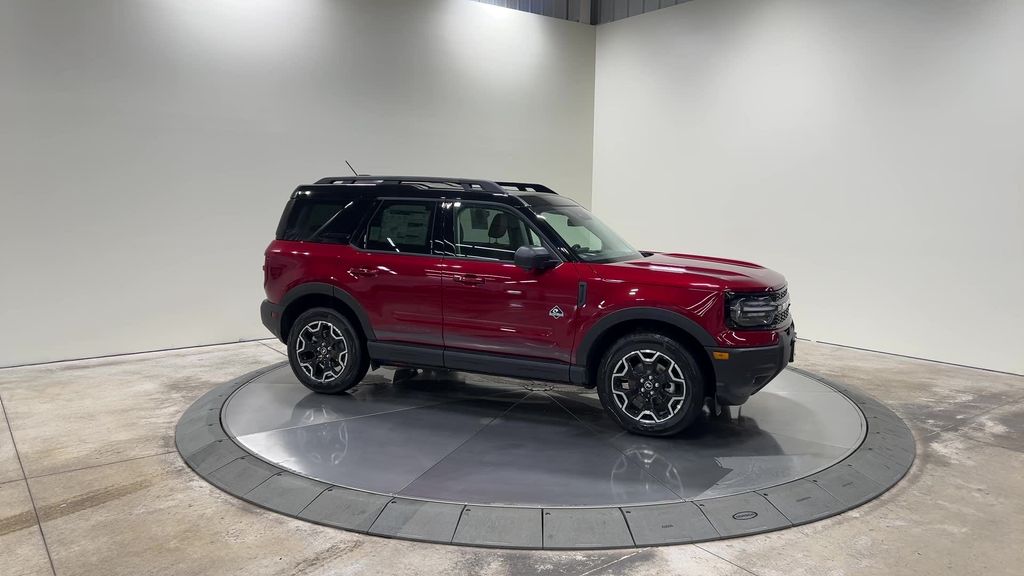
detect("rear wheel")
[287,307,368,394]
[596,332,704,436]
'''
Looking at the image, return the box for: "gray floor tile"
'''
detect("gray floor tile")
[206,456,279,494]
[245,471,330,516]
[452,506,543,548]
[297,487,390,532]
[622,502,719,545]
[184,440,245,475]
[844,450,909,486]
[695,492,791,537]
[368,498,464,542]
[808,465,884,507]
[760,480,843,524]
[542,508,634,549]
[176,420,229,458]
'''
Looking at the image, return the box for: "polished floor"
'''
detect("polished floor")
[1,340,1022,575]
[223,366,865,507]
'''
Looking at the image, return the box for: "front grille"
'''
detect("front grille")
[768,287,791,328]
[726,285,791,330]
[773,307,790,326]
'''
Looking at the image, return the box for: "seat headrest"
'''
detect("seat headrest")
[488,213,509,240]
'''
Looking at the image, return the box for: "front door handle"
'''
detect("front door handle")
[349,267,379,278]
[454,274,485,286]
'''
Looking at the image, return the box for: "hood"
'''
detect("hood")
[595,252,786,292]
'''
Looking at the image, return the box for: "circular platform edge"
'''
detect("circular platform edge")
[174,362,915,550]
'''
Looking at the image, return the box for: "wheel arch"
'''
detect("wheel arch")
[576,308,716,397]
[279,282,375,344]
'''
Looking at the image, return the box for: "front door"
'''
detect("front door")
[440,202,580,363]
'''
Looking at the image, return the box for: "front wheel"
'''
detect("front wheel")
[596,333,704,436]
[287,307,368,394]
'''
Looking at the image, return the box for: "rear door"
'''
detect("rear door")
[439,201,580,363]
[342,199,445,350]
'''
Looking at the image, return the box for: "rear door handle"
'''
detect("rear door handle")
[454,274,485,286]
[350,267,379,278]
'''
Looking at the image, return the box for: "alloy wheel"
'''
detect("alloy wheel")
[610,349,687,424]
[295,320,349,383]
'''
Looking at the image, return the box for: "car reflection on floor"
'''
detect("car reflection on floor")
[225,366,865,507]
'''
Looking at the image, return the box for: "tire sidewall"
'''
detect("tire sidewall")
[596,333,703,436]
[287,308,366,393]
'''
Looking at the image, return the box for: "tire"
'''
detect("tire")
[287,307,369,394]
[596,332,704,436]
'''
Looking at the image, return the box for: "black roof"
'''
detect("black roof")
[294,175,567,207]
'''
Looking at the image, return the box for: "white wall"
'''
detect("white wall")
[0,0,596,366]
[593,0,1024,373]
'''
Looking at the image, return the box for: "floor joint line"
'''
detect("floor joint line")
[922,392,1024,439]
[0,391,59,576]
[294,486,332,518]
[694,545,764,576]
[948,431,1024,455]
[24,450,177,482]
[0,338,281,371]
[617,507,638,546]
[0,476,27,488]
[543,391,689,503]
[575,550,644,576]
[257,341,287,357]
[393,391,533,495]
[811,340,1023,377]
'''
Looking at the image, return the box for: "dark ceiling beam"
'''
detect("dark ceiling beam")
[469,0,687,24]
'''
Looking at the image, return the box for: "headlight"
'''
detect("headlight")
[727,290,790,328]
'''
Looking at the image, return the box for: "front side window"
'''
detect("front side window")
[536,205,641,263]
[362,201,435,254]
[454,204,541,262]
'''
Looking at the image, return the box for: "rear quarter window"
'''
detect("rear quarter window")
[278,197,368,244]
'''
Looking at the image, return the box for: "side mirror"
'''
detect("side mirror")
[514,246,557,271]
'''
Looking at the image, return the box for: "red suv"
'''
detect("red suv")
[262,176,795,436]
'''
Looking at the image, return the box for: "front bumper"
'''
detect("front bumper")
[707,323,795,406]
[261,299,285,342]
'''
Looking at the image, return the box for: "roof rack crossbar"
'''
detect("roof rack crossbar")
[314,175,506,194]
[494,181,557,194]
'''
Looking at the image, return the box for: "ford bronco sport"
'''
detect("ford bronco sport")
[262,176,795,436]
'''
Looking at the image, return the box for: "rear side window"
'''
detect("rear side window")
[279,198,367,244]
[361,200,435,254]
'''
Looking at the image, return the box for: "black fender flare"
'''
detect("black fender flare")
[280,282,376,341]
[574,307,716,368]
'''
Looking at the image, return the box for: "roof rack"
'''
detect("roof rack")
[494,181,556,194]
[313,175,557,195]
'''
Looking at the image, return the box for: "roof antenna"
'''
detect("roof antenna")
[345,160,360,176]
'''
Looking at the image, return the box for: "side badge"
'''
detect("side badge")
[549,306,564,320]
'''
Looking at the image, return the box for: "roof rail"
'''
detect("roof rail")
[313,175,558,195]
[314,175,506,194]
[494,181,557,194]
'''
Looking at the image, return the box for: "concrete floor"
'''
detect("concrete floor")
[0,340,1021,576]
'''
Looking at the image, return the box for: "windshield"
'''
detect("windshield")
[534,204,641,264]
